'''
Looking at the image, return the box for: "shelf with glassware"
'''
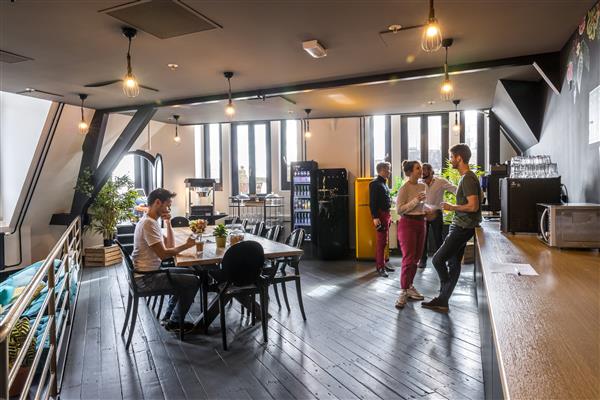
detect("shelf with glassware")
[228,193,284,231]
[291,161,318,242]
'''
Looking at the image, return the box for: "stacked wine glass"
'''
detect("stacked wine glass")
[510,155,558,178]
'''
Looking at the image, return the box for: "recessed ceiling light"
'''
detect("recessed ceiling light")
[303,40,327,58]
[328,93,354,105]
[427,100,436,105]
[288,110,295,114]
[167,63,179,70]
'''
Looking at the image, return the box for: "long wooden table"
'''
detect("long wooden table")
[475,222,600,400]
[169,227,303,331]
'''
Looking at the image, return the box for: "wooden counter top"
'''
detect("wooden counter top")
[475,222,600,399]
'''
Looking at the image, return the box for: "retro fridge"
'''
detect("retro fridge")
[316,168,349,260]
[291,161,318,242]
[355,177,389,260]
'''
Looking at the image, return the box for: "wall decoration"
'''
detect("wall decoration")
[590,84,600,144]
[586,3,599,41]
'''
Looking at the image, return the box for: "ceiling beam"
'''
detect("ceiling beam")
[100,52,559,114]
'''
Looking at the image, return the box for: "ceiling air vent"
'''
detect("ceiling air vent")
[99,0,222,39]
[0,50,33,64]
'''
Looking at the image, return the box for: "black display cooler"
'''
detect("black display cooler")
[290,161,318,242]
[316,168,349,260]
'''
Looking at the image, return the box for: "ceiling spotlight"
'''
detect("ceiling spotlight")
[452,99,461,133]
[224,71,235,117]
[173,114,181,143]
[122,27,140,98]
[302,40,327,58]
[440,38,454,100]
[304,108,312,138]
[78,93,89,135]
[422,0,443,52]
[167,63,179,70]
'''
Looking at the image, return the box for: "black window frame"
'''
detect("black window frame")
[280,119,300,190]
[369,114,392,177]
[203,123,223,191]
[231,121,272,196]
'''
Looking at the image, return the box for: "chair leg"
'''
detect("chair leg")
[295,278,307,321]
[280,281,291,312]
[179,300,185,342]
[219,295,228,351]
[146,297,151,306]
[126,297,139,350]
[259,288,268,343]
[121,293,133,336]
[251,294,256,326]
[247,295,252,316]
[151,296,158,312]
[272,283,281,308]
[156,295,165,319]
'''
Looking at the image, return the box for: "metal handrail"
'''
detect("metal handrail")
[0,217,82,400]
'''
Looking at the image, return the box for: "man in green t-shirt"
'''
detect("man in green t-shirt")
[422,144,481,312]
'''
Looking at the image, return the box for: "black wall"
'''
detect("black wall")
[527,1,600,203]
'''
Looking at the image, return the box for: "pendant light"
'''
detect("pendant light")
[304,109,312,138]
[452,99,461,133]
[421,0,443,52]
[77,94,89,135]
[173,115,181,144]
[440,38,454,100]
[122,27,140,98]
[224,71,235,117]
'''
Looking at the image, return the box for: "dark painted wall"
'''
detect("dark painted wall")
[527,1,600,203]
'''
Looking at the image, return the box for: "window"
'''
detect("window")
[281,119,300,190]
[464,110,478,166]
[203,123,222,189]
[427,115,442,173]
[407,117,421,161]
[112,154,135,181]
[371,115,391,176]
[231,122,271,195]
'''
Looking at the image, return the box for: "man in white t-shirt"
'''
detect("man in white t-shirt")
[132,188,197,332]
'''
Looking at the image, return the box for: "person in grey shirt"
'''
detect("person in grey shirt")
[422,144,481,312]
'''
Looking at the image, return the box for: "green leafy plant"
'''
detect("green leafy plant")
[440,159,485,224]
[213,224,228,238]
[75,171,138,242]
[8,318,36,369]
[388,176,405,200]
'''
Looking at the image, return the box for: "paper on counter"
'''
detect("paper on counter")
[490,263,539,276]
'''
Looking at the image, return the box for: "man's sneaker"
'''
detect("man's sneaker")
[160,315,171,326]
[395,290,408,309]
[376,268,389,278]
[417,262,427,268]
[407,286,425,300]
[164,320,195,333]
[421,297,449,312]
[384,264,396,272]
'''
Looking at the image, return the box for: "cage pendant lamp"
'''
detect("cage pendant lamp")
[304,109,312,138]
[78,94,89,135]
[452,99,461,133]
[421,0,442,52]
[173,115,181,144]
[122,27,140,98]
[224,71,235,117]
[440,39,454,100]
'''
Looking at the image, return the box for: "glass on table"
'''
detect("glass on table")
[195,237,204,254]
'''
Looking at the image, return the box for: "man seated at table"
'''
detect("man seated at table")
[132,188,198,332]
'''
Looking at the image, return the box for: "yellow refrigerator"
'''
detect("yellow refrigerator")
[355,177,389,260]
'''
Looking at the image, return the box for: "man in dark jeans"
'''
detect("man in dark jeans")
[369,161,395,277]
[422,144,481,312]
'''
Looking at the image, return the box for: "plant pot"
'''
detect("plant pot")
[103,238,114,247]
[215,236,227,248]
[9,367,30,397]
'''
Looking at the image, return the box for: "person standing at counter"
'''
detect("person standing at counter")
[369,161,395,277]
[418,163,457,268]
[422,144,481,312]
[395,160,427,308]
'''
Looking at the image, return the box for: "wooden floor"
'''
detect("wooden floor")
[61,256,483,400]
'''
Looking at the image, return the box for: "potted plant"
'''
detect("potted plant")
[9,317,36,397]
[213,224,228,248]
[76,170,138,246]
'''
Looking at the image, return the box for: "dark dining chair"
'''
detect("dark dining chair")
[251,221,265,236]
[266,228,307,320]
[115,241,198,348]
[170,216,190,227]
[216,241,269,350]
[264,225,282,242]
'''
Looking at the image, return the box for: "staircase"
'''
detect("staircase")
[116,223,135,254]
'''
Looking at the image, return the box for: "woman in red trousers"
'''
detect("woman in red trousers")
[395,160,429,308]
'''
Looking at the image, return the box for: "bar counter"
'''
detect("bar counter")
[475,221,600,400]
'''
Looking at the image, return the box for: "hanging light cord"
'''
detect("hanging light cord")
[429,0,435,20]
[227,77,232,102]
[444,46,449,78]
[80,97,85,120]
[126,37,133,75]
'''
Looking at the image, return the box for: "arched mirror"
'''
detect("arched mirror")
[112,150,164,196]
[155,153,164,189]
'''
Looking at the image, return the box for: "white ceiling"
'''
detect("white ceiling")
[0,0,594,122]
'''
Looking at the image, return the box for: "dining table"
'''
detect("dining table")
[168,226,303,332]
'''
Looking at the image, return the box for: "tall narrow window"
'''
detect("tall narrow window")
[232,122,271,195]
[464,110,478,166]
[371,115,391,175]
[427,115,442,173]
[203,123,222,189]
[281,119,299,190]
[407,117,421,161]
[254,123,268,194]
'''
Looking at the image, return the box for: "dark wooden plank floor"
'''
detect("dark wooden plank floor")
[61,256,483,400]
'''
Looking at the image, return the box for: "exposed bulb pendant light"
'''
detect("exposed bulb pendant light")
[452,99,461,133]
[173,115,181,144]
[122,27,140,98]
[421,0,443,52]
[224,71,235,117]
[304,109,312,138]
[78,93,89,135]
[440,38,454,100]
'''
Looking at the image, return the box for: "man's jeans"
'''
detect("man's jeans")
[420,210,444,265]
[135,268,199,323]
[431,224,474,304]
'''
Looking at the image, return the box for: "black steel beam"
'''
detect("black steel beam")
[100,52,559,114]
